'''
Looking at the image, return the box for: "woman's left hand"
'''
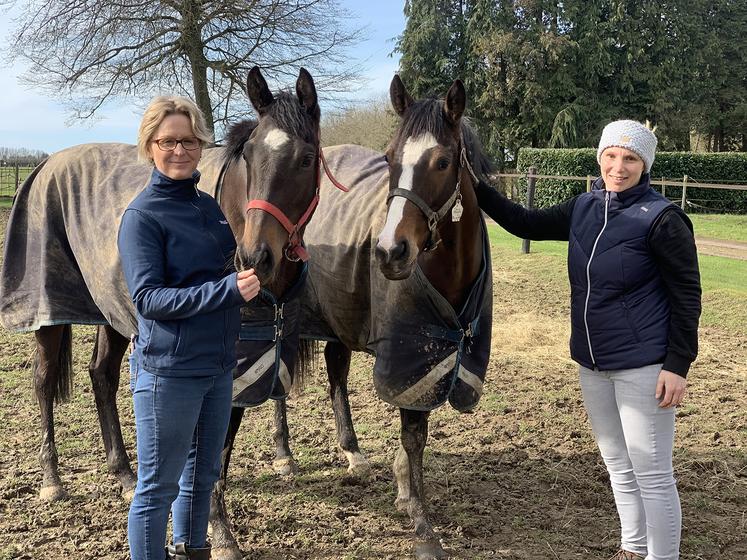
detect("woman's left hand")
[655,369,687,408]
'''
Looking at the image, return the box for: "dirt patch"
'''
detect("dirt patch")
[0,207,745,559]
[696,237,747,260]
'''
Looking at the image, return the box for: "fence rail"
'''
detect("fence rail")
[0,165,35,199]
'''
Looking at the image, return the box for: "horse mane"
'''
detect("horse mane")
[223,119,259,164]
[223,91,319,166]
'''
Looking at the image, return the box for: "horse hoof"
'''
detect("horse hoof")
[414,539,448,560]
[212,545,243,560]
[394,496,410,513]
[39,485,66,502]
[344,451,370,475]
[272,457,298,476]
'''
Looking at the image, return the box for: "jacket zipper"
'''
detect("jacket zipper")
[190,197,230,369]
[583,191,609,366]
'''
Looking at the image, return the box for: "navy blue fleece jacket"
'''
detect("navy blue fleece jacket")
[117,168,244,376]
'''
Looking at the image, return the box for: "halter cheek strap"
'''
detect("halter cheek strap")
[245,147,348,262]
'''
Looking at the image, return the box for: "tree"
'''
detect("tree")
[6,0,363,135]
[321,96,398,152]
[396,0,469,98]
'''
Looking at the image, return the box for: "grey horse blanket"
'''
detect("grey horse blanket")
[301,145,493,412]
[0,141,301,407]
[0,143,226,337]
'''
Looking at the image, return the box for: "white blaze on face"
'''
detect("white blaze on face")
[378,133,439,251]
[264,128,289,151]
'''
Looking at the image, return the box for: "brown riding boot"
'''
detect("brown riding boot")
[608,550,645,560]
[165,542,211,560]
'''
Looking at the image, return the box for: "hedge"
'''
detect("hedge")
[515,148,747,213]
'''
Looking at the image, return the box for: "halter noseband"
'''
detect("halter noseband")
[386,137,479,252]
[245,147,348,262]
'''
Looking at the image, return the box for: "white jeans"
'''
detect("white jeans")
[579,364,681,560]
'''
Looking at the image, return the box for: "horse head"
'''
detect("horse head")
[375,75,470,280]
[225,66,321,288]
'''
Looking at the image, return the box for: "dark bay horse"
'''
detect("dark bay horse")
[225,76,490,559]
[0,67,341,507]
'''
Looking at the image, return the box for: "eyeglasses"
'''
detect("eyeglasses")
[152,137,201,151]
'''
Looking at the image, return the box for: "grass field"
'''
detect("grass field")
[689,214,747,243]
[0,208,745,559]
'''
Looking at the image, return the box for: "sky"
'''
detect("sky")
[0,1,406,154]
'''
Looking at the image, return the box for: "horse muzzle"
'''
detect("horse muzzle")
[375,239,416,280]
[235,242,276,284]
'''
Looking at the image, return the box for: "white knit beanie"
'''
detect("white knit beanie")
[596,119,658,173]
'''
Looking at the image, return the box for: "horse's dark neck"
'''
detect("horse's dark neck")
[266,259,304,300]
[419,172,482,310]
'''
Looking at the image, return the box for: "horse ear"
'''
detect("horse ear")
[390,74,414,117]
[246,66,274,115]
[444,79,466,125]
[296,67,319,118]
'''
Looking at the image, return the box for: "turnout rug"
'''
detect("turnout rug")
[301,145,493,412]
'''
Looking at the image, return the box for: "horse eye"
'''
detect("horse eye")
[383,154,389,164]
[301,154,315,168]
[437,157,450,170]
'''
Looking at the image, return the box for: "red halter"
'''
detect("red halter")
[245,148,348,262]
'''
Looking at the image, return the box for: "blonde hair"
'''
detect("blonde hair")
[137,96,213,163]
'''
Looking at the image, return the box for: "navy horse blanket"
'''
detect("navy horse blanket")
[301,144,493,412]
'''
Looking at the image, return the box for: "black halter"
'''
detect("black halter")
[386,138,479,252]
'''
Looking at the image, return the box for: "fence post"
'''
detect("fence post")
[521,166,537,254]
[681,175,688,211]
[586,175,592,193]
[661,177,666,199]
[14,163,20,191]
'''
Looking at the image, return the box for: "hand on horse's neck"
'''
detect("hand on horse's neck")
[419,180,481,310]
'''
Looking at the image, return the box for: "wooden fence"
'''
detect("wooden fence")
[0,165,35,199]
[496,168,747,253]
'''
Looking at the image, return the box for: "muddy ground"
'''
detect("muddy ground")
[0,207,745,560]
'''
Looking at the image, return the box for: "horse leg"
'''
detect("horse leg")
[272,399,298,475]
[88,325,137,500]
[210,406,245,560]
[395,408,446,560]
[325,341,368,473]
[34,325,73,502]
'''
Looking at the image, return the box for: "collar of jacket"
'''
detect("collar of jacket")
[148,168,201,199]
[591,173,651,207]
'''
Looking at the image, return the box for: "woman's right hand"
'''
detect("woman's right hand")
[237,269,260,302]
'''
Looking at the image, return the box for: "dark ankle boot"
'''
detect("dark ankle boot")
[165,542,211,560]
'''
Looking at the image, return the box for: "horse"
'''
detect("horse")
[0,67,348,508]
[299,74,493,559]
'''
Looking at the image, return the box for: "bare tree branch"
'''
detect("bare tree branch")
[5,0,367,134]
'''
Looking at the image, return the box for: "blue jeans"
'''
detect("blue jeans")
[580,364,680,560]
[127,364,232,560]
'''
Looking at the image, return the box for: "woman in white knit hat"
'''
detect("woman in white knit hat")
[475,119,701,560]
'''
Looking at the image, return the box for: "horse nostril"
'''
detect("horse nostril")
[391,240,408,262]
[375,244,390,265]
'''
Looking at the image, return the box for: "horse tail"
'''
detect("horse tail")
[293,339,320,394]
[54,324,74,404]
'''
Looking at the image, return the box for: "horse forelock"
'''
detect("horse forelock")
[266,91,319,145]
[394,97,493,181]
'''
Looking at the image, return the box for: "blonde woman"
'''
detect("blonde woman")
[118,97,259,560]
[475,120,701,560]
